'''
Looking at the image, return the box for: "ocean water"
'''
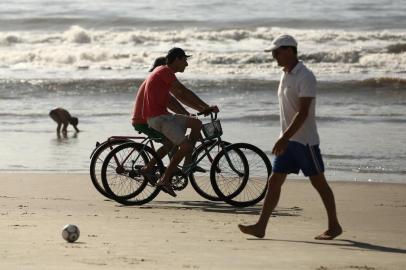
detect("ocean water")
[0,0,405,183]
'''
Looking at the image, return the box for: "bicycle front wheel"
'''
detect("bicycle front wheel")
[210,143,272,207]
[189,139,230,201]
[101,142,164,205]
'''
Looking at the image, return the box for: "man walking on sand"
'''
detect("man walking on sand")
[238,35,342,240]
[142,47,218,197]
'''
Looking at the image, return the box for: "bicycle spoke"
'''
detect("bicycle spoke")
[211,143,271,207]
[101,142,164,205]
[188,140,231,201]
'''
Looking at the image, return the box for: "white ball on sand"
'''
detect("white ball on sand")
[62,224,80,243]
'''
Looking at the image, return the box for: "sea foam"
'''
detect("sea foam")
[0,26,405,80]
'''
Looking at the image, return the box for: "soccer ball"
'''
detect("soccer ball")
[62,224,80,243]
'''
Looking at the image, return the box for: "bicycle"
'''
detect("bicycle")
[99,114,230,205]
[100,112,272,207]
[89,128,227,201]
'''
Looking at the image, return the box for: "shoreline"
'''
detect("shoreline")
[1,171,405,185]
[1,173,405,269]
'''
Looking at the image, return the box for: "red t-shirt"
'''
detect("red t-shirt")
[131,81,146,125]
[142,66,177,120]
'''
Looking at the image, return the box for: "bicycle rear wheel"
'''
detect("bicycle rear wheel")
[89,139,130,199]
[101,142,164,205]
[210,143,272,207]
[189,139,230,201]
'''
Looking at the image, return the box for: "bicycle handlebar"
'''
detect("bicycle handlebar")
[194,106,219,119]
[195,111,218,120]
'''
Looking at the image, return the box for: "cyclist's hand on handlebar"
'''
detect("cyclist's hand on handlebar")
[201,105,219,116]
[210,105,219,113]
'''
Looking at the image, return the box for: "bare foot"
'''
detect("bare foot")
[315,226,342,240]
[156,180,177,197]
[238,224,265,238]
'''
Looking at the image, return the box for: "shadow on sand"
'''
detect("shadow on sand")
[252,238,406,254]
[117,200,302,217]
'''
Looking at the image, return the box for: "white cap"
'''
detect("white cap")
[264,34,297,52]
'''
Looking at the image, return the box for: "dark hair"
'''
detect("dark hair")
[166,47,191,64]
[70,117,78,126]
[149,56,166,72]
[280,46,297,56]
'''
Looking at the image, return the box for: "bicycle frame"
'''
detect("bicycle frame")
[101,112,242,177]
[106,136,159,170]
[182,113,243,177]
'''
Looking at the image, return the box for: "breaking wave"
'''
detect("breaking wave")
[0,26,405,81]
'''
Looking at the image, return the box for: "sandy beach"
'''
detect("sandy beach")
[0,173,405,269]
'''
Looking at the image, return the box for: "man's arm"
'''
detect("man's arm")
[167,94,190,115]
[169,79,210,112]
[272,97,313,155]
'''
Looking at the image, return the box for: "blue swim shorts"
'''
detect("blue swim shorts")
[272,141,325,177]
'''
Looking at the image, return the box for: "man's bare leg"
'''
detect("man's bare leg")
[181,119,202,172]
[156,118,202,196]
[310,173,342,240]
[140,146,171,184]
[56,123,61,134]
[156,140,193,196]
[238,173,287,238]
[62,123,68,133]
[142,140,174,172]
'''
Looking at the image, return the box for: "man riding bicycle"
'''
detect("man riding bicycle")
[142,48,219,197]
[132,56,191,172]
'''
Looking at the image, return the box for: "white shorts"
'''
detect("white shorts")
[147,114,188,145]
